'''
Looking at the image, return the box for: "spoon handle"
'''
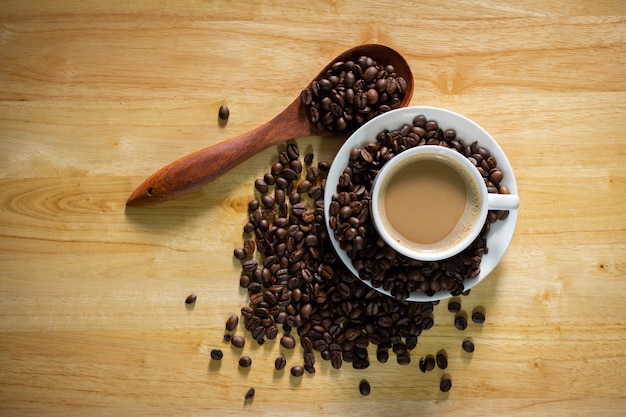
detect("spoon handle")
[126,98,316,206]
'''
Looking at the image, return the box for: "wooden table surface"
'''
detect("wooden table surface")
[1,1,625,416]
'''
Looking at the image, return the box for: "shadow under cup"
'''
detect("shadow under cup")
[371,145,519,262]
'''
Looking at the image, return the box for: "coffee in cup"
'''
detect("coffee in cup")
[371,145,519,262]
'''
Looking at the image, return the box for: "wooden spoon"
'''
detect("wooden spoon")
[126,44,413,206]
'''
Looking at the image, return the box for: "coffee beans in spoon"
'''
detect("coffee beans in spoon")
[300,56,407,132]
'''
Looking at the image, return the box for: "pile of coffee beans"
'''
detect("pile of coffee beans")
[233,143,437,374]
[218,140,490,399]
[300,55,407,132]
[328,114,510,300]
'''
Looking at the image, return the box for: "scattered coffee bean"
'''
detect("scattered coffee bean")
[239,355,252,368]
[233,247,246,260]
[455,315,468,331]
[275,355,287,371]
[448,301,461,313]
[423,355,435,372]
[440,376,452,392]
[218,104,230,120]
[436,351,448,369]
[244,387,255,400]
[359,379,371,396]
[472,310,486,324]
[280,335,296,349]
[462,338,475,353]
[290,365,304,377]
[225,315,239,331]
[210,348,223,360]
[231,335,245,349]
[223,334,231,342]
[185,293,197,304]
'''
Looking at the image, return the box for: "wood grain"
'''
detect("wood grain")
[1,1,626,416]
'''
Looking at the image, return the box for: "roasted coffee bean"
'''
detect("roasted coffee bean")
[462,338,475,353]
[185,293,197,304]
[218,104,230,120]
[359,379,371,396]
[225,315,239,331]
[275,355,287,371]
[239,355,252,368]
[397,354,411,365]
[455,315,468,330]
[448,301,461,313]
[440,376,452,393]
[436,351,448,369]
[280,335,296,349]
[423,355,435,372]
[290,365,304,377]
[233,247,246,259]
[244,387,255,400]
[472,310,486,324]
[231,335,245,349]
[210,348,223,360]
[255,179,269,193]
[376,349,389,363]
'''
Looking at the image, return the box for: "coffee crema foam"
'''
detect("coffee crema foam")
[378,153,482,254]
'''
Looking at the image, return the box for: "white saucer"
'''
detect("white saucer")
[323,106,519,302]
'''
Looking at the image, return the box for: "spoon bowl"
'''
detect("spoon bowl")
[126,44,413,206]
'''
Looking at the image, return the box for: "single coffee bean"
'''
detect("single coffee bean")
[455,315,468,330]
[210,348,223,360]
[225,314,239,331]
[472,310,486,323]
[239,355,252,368]
[448,301,461,313]
[290,365,304,377]
[359,379,371,396]
[231,335,245,348]
[376,349,389,363]
[280,335,296,349]
[440,376,452,392]
[436,351,448,369]
[233,247,246,259]
[185,293,197,304]
[244,387,255,400]
[462,338,475,353]
[275,355,287,370]
[218,104,230,120]
[423,355,435,372]
[254,178,268,193]
[223,334,231,342]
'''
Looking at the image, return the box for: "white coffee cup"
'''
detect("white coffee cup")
[371,145,519,262]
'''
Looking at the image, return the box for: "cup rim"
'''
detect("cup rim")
[370,145,488,262]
